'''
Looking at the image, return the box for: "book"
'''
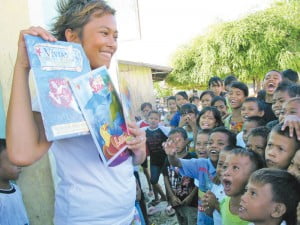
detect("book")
[24,35,91,141]
[70,66,131,166]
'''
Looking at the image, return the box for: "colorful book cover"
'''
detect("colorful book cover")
[70,66,131,166]
[24,35,91,141]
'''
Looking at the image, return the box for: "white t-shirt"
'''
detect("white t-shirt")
[0,183,29,225]
[236,131,246,148]
[211,183,226,225]
[33,99,136,225]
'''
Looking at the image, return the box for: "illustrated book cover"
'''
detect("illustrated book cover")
[70,66,131,166]
[24,35,91,141]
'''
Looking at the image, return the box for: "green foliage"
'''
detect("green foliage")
[167,0,300,87]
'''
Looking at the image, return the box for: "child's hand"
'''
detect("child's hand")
[170,195,182,207]
[282,115,300,140]
[163,138,177,156]
[202,191,218,215]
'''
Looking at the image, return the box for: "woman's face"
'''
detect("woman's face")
[80,13,118,69]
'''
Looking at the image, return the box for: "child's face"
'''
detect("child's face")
[242,121,259,144]
[199,110,217,130]
[148,113,160,129]
[167,99,177,112]
[282,100,300,122]
[216,151,228,179]
[195,133,209,158]
[263,71,282,95]
[207,132,229,164]
[239,181,278,223]
[241,101,263,122]
[176,95,188,107]
[210,82,223,96]
[246,135,266,158]
[222,154,254,197]
[0,150,21,181]
[288,150,300,181]
[228,87,246,109]
[200,94,212,108]
[141,106,152,119]
[272,91,290,118]
[265,131,297,169]
[168,132,186,154]
[213,100,228,118]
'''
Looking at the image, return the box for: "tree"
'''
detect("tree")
[167,0,300,89]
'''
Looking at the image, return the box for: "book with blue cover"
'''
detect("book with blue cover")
[70,66,131,166]
[24,35,91,141]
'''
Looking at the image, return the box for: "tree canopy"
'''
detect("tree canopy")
[167,0,300,88]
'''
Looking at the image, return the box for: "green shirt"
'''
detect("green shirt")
[220,197,249,225]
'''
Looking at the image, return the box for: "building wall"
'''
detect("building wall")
[118,63,155,117]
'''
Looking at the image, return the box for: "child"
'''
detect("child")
[211,96,229,121]
[190,96,201,110]
[164,127,236,225]
[208,76,225,97]
[163,128,198,225]
[221,148,265,225]
[197,106,224,130]
[200,91,216,109]
[224,75,237,93]
[195,129,210,158]
[237,116,266,148]
[170,91,189,127]
[246,126,270,158]
[145,110,170,206]
[281,97,300,122]
[0,139,29,224]
[265,123,300,169]
[137,102,152,128]
[164,96,177,126]
[288,149,300,181]
[239,168,300,225]
[225,81,249,133]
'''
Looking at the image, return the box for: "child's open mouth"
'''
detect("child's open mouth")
[267,83,276,92]
[209,150,218,155]
[222,178,232,192]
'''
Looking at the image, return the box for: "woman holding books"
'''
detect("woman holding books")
[6,1,146,224]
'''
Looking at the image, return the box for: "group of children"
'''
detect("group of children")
[136,69,300,225]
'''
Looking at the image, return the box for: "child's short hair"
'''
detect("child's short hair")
[270,123,300,150]
[275,80,293,94]
[288,84,300,97]
[199,90,215,100]
[0,138,6,154]
[224,75,237,87]
[189,96,200,103]
[211,96,227,107]
[282,69,299,83]
[257,90,266,101]
[230,81,249,97]
[148,110,161,118]
[197,106,224,128]
[245,116,266,127]
[249,168,300,225]
[167,96,176,103]
[243,97,265,112]
[208,76,223,87]
[229,148,265,171]
[168,127,188,140]
[197,129,211,136]
[210,127,236,148]
[179,103,198,115]
[249,126,270,140]
[264,70,282,79]
[140,102,152,111]
[175,91,189,100]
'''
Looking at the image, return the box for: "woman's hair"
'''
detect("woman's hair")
[199,90,215,101]
[249,168,300,225]
[168,127,188,140]
[230,81,249,97]
[211,96,227,107]
[209,127,236,148]
[51,0,115,41]
[179,103,198,116]
[196,106,224,128]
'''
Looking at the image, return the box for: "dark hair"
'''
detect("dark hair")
[167,96,176,103]
[140,102,152,111]
[288,84,300,97]
[256,90,266,101]
[210,127,236,148]
[148,110,161,118]
[197,129,211,136]
[0,139,6,154]
[230,81,249,97]
[51,0,115,41]
[224,75,237,87]
[211,96,227,107]
[243,97,265,112]
[169,127,188,140]
[189,96,200,103]
[179,103,198,116]
[275,81,294,96]
[199,90,215,100]
[208,76,223,88]
[244,116,266,127]
[249,168,300,225]
[282,69,299,83]
[271,123,300,150]
[249,126,270,140]
[229,148,265,171]
[264,70,283,79]
[197,106,224,128]
[175,91,189,100]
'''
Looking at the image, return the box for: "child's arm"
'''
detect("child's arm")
[163,139,182,168]
[163,175,182,207]
[6,27,56,166]
[203,190,220,216]
[181,186,198,206]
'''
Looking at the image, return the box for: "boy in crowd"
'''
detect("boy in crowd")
[246,126,270,158]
